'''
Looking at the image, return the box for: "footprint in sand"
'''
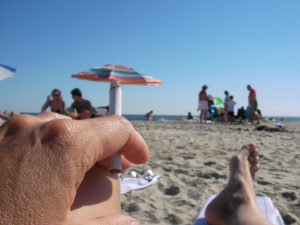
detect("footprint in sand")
[282,192,297,201]
[204,161,216,166]
[123,202,140,212]
[165,213,182,224]
[146,211,159,223]
[164,185,180,196]
[197,172,227,179]
[257,180,271,185]
[282,214,296,224]
[173,169,188,174]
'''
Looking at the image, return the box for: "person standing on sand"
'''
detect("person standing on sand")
[223,90,230,123]
[247,85,259,125]
[227,95,237,123]
[198,85,209,123]
[41,89,65,114]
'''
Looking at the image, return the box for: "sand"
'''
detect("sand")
[121,120,300,225]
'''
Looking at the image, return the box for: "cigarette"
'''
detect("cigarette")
[109,153,122,173]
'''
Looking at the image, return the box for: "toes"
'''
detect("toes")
[242,143,258,163]
[240,143,259,179]
[250,163,259,178]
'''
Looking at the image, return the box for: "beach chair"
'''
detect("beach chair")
[193,194,284,225]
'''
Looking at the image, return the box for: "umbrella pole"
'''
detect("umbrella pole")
[108,81,122,173]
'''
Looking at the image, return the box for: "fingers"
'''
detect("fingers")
[1,113,148,188]
[0,113,40,138]
[36,111,71,121]
[39,115,149,171]
[69,115,149,168]
[119,131,150,164]
[1,113,148,171]
[0,112,71,139]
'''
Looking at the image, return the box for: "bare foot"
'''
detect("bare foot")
[205,143,272,225]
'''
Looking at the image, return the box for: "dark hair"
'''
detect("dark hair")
[71,88,82,97]
[202,85,208,90]
[224,90,229,95]
[52,89,61,95]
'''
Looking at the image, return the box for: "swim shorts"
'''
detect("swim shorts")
[249,99,258,112]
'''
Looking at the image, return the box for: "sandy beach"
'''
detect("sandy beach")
[121,120,300,225]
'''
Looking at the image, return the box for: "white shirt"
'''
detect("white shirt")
[227,99,236,112]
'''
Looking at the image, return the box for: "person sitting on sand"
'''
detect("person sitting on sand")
[41,89,65,114]
[70,88,95,120]
[0,112,274,225]
[145,110,153,121]
[187,112,199,120]
[236,106,246,120]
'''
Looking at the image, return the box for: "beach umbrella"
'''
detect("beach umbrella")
[212,97,223,105]
[0,64,17,80]
[71,64,162,172]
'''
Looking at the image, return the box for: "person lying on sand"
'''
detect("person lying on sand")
[0,113,272,225]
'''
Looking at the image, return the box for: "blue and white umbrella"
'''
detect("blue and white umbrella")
[0,64,17,80]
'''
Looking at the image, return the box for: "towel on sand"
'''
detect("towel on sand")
[120,175,160,194]
[193,194,284,225]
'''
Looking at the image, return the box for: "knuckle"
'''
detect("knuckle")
[38,119,76,167]
[4,114,35,136]
[113,115,132,128]
[40,119,73,146]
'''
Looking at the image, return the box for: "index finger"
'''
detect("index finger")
[40,115,149,172]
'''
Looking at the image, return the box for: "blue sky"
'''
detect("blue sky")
[1,0,300,116]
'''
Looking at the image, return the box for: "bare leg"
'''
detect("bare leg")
[250,112,255,125]
[205,143,272,225]
[200,110,204,123]
[203,110,207,123]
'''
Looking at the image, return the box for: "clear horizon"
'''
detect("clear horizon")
[14,111,300,119]
[1,1,300,117]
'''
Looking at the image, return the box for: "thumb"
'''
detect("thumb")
[86,214,139,225]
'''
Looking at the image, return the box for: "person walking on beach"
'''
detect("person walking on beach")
[223,90,230,123]
[41,88,65,114]
[70,88,95,120]
[247,85,259,125]
[198,85,209,123]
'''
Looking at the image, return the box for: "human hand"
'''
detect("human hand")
[0,112,148,225]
